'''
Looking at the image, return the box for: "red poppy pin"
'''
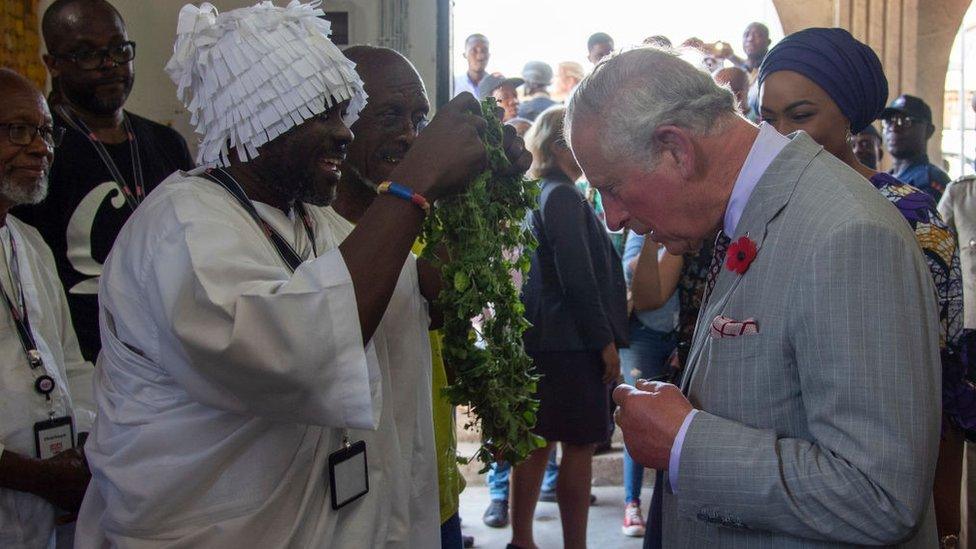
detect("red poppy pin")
[725,236,757,275]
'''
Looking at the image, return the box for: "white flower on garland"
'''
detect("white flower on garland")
[166,0,368,166]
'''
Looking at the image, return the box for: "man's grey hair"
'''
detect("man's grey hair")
[565,47,736,168]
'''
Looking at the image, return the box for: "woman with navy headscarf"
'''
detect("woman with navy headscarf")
[759,27,975,547]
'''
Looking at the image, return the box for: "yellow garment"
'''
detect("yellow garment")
[412,241,465,524]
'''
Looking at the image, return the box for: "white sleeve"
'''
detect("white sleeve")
[127,216,380,428]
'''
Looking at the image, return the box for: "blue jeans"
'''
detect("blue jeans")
[487,449,558,501]
[440,512,462,549]
[620,319,676,505]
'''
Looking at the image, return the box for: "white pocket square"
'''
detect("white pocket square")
[709,315,759,339]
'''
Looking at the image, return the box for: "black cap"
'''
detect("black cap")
[881,94,932,124]
[477,74,524,99]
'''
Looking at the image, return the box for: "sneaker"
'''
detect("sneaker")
[539,488,556,502]
[483,499,509,528]
[621,502,646,537]
[462,534,474,548]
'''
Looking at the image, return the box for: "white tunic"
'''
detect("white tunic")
[75,170,436,548]
[0,217,94,549]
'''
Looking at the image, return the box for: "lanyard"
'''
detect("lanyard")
[202,168,317,272]
[58,106,146,210]
[0,230,57,409]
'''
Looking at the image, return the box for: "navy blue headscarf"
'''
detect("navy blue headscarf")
[758,27,888,134]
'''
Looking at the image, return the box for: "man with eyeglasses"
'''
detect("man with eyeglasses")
[882,94,951,202]
[0,68,95,549]
[14,0,194,364]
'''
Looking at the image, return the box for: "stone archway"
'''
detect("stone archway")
[770,0,973,163]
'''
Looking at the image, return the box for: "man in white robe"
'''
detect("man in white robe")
[0,69,94,549]
[75,2,527,548]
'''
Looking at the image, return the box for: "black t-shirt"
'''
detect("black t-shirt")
[14,109,194,361]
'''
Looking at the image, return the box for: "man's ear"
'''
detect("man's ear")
[926,123,936,139]
[652,125,696,179]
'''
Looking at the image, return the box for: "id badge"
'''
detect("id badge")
[328,440,368,510]
[34,416,74,459]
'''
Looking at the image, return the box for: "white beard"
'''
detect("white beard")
[0,174,48,206]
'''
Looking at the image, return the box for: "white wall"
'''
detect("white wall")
[39,0,440,154]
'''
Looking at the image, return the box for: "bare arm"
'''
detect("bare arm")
[631,238,683,311]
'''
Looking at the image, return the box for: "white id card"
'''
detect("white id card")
[328,440,368,510]
[34,416,74,459]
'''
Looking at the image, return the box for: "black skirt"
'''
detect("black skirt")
[529,349,611,445]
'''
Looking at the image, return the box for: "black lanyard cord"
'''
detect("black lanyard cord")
[202,168,317,272]
[57,106,145,210]
[0,232,43,369]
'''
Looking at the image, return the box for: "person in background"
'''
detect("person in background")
[329,45,476,549]
[716,22,772,120]
[18,0,194,363]
[759,27,975,548]
[553,61,584,103]
[851,123,884,170]
[518,61,557,122]
[617,232,679,538]
[453,33,490,98]
[510,105,627,549]
[714,67,750,117]
[505,117,532,138]
[0,68,95,549]
[478,74,523,123]
[587,32,615,65]
[482,452,559,529]
[883,94,951,202]
[643,35,672,48]
[936,89,976,549]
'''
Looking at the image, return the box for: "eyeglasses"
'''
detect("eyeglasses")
[0,124,65,148]
[53,41,136,71]
[882,115,923,130]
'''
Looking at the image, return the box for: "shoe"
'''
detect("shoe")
[621,502,646,537]
[483,499,509,528]
[539,488,556,502]
[590,493,597,505]
[462,534,474,548]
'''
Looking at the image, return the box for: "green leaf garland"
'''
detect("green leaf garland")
[421,98,546,470]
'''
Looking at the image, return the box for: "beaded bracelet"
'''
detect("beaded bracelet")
[377,181,430,214]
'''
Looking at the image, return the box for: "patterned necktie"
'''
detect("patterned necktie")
[703,231,731,306]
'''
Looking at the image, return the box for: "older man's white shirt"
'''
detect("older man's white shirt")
[76,169,436,548]
[0,217,94,549]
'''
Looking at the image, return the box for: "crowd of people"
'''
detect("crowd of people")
[1,0,975,548]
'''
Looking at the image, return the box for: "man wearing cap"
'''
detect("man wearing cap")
[883,94,951,201]
[0,68,95,549]
[479,74,524,123]
[518,61,557,122]
[454,34,490,99]
[74,3,529,548]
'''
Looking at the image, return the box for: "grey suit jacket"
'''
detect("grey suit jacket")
[666,133,941,548]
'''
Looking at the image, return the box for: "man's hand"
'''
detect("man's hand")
[35,448,91,513]
[612,380,693,470]
[391,92,487,201]
[601,342,622,384]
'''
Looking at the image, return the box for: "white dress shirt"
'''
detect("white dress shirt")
[0,217,94,549]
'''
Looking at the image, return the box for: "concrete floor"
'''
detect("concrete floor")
[457,485,647,549]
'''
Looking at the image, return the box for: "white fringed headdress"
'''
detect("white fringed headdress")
[166,1,367,166]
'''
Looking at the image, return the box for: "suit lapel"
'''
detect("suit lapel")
[680,133,822,394]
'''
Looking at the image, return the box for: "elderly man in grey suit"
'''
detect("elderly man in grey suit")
[567,47,941,547]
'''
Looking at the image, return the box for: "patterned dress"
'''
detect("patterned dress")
[870,172,976,433]
[673,239,714,370]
